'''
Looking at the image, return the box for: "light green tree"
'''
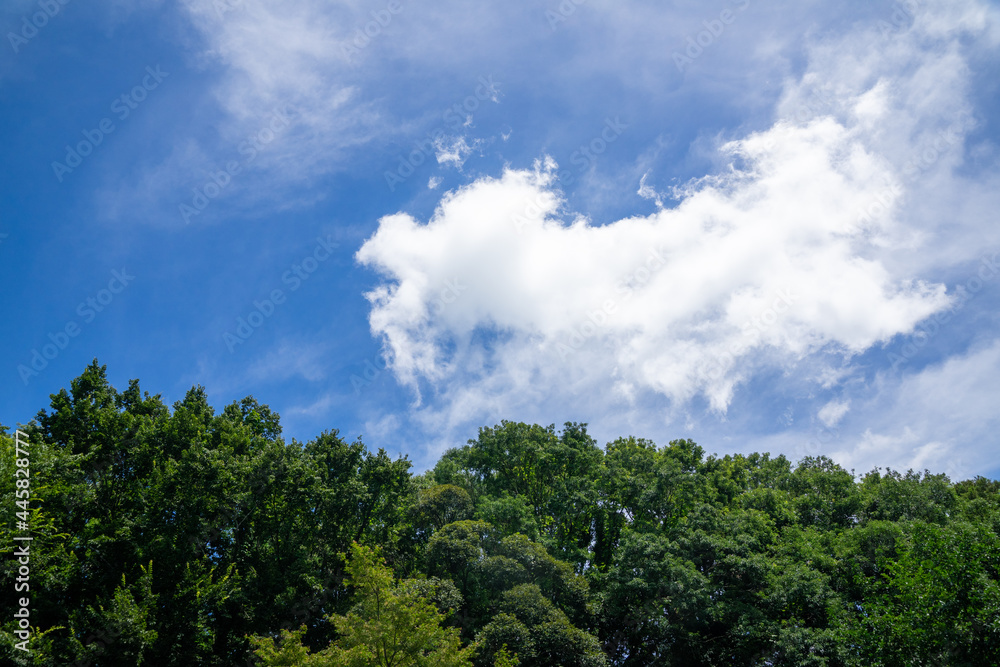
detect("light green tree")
[252,543,474,667]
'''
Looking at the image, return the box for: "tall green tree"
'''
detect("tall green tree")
[252,543,474,667]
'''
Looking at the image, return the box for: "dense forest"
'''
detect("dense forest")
[2,362,999,666]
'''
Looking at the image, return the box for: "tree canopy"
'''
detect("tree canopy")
[2,362,998,665]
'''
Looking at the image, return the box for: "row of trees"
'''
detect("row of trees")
[2,362,998,665]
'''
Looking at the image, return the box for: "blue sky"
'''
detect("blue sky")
[2,0,999,479]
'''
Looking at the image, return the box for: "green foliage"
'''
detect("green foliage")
[425,521,592,635]
[0,362,415,664]
[475,585,605,667]
[786,456,859,529]
[2,361,998,666]
[492,645,519,667]
[252,543,474,667]
[474,494,539,541]
[66,563,159,664]
[434,422,604,568]
[857,467,957,524]
[841,520,1000,665]
[414,485,476,541]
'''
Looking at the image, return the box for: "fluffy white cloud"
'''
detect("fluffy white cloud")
[355,130,939,425]
[356,2,995,445]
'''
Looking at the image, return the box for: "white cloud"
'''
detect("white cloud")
[435,136,477,169]
[828,339,1000,478]
[180,0,354,122]
[365,413,402,441]
[818,399,850,428]
[98,0,388,222]
[356,3,995,446]
[357,121,949,431]
[179,0,393,171]
[637,172,664,207]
